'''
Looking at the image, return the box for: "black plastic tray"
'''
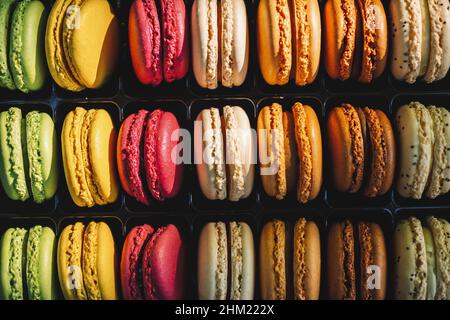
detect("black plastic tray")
[0,0,448,300]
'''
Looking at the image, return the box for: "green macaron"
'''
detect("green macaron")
[9,0,47,93]
[26,225,57,300]
[0,107,58,203]
[0,227,28,300]
[0,0,17,90]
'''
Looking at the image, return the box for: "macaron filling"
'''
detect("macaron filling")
[358,0,378,82]
[26,111,46,203]
[404,0,422,83]
[275,0,291,83]
[408,218,427,299]
[26,225,42,299]
[229,222,243,299]
[272,220,286,300]
[293,0,311,85]
[221,0,234,87]
[142,226,166,299]
[342,221,356,299]
[162,0,177,82]
[358,223,374,300]
[6,228,27,300]
[206,0,218,89]
[423,0,445,82]
[82,222,101,300]
[294,219,307,300]
[269,105,287,199]
[64,223,87,300]
[0,0,16,90]
[144,110,164,201]
[141,0,162,86]
[339,0,357,80]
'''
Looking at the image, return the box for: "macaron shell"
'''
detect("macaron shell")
[117,110,149,205]
[358,222,386,300]
[327,220,356,300]
[396,102,433,199]
[194,108,227,200]
[129,0,163,86]
[142,224,185,300]
[229,222,254,300]
[0,228,27,300]
[26,226,57,300]
[221,0,249,87]
[144,110,183,201]
[324,0,357,80]
[394,218,427,300]
[87,109,119,204]
[161,0,189,82]
[64,0,119,89]
[45,0,84,91]
[293,219,321,300]
[259,220,286,300]
[198,222,228,300]
[291,0,321,85]
[426,106,450,199]
[222,106,255,201]
[191,0,219,89]
[0,0,16,90]
[0,107,29,201]
[257,0,292,85]
[120,224,154,300]
[423,227,437,300]
[257,104,287,199]
[57,223,87,300]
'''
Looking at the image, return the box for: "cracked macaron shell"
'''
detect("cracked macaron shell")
[0,0,16,90]
[0,107,29,201]
[396,102,433,199]
[129,0,162,86]
[293,218,320,300]
[63,0,119,89]
[259,220,286,300]
[81,221,117,300]
[327,220,356,300]
[0,227,27,300]
[26,226,57,300]
[195,108,227,200]
[9,0,47,93]
[394,217,427,300]
[327,104,364,193]
[324,0,357,80]
[257,0,292,85]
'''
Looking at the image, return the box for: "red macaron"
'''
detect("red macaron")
[129,0,189,86]
[117,109,183,204]
[120,224,185,300]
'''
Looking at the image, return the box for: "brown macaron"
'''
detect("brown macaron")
[358,222,387,300]
[353,0,388,83]
[292,103,323,203]
[327,220,356,300]
[327,104,365,193]
[360,107,396,197]
[324,0,358,81]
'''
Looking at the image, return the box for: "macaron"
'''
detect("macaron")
[8,0,48,93]
[191,0,249,89]
[291,103,323,203]
[0,0,17,90]
[260,218,321,300]
[425,106,450,199]
[257,104,292,200]
[117,109,184,205]
[129,0,189,86]
[257,0,292,85]
[390,0,450,83]
[0,226,56,300]
[394,217,427,300]
[327,104,365,193]
[324,0,358,81]
[396,102,433,199]
[327,220,356,300]
[352,0,387,83]
[0,107,58,203]
[58,221,117,300]
[426,216,450,299]
[198,221,254,300]
[423,226,437,299]
[61,107,118,207]
[46,0,119,91]
[290,0,322,86]
[194,106,255,201]
[121,224,185,300]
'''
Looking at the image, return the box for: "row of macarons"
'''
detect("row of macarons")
[0,0,449,95]
[1,100,448,208]
[0,215,448,300]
